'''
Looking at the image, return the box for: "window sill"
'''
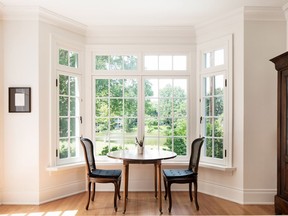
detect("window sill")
[199,162,237,173]
[46,160,236,173]
[46,162,85,171]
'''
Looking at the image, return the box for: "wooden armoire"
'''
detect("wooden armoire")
[271,51,288,214]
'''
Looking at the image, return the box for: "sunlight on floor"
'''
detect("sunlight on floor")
[0,210,78,216]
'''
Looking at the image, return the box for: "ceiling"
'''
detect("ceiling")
[1,0,288,27]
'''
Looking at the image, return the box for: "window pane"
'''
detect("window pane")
[160,137,170,151]
[59,49,68,66]
[204,52,211,68]
[214,96,223,116]
[59,75,69,95]
[159,56,172,70]
[205,138,212,157]
[174,79,187,97]
[159,98,172,117]
[145,99,158,117]
[110,99,123,116]
[214,138,223,159]
[174,118,186,136]
[144,56,158,70]
[95,118,109,135]
[159,118,172,136]
[110,118,123,135]
[95,99,108,117]
[124,118,137,136]
[204,98,212,116]
[173,56,187,70]
[159,79,172,97]
[145,79,158,97]
[174,137,187,155]
[59,117,68,137]
[124,99,137,117]
[204,118,213,137]
[123,56,137,70]
[214,49,224,66]
[204,76,212,96]
[124,79,137,97]
[215,75,224,95]
[59,138,68,159]
[214,117,224,137]
[69,52,78,68]
[174,98,187,117]
[70,98,75,116]
[96,79,109,97]
[110,56,123,70]
[70,118,75,136]
[70,138,76,157]
[110,79,123,97]
[59,96,68,116]
[145,118,158,136]
[96,56,109,70]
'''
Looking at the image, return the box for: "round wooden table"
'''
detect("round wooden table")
[107,148,177,214]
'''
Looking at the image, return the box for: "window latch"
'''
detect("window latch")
[200,116,203,124]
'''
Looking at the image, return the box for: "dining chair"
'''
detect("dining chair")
[162,137,205,212]
[80,137,122,211]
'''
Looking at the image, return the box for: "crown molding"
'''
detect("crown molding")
[0,5,86,36]
[86,26,195,45]
[39,7,86,36]
[244,6,285,21]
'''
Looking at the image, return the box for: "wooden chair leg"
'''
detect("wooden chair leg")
[91,182,95,201]
[168,182,172,213]
[189,182,193,202]
[118,178,121,200]
[163,178,168,200]
[113,182,118,212]
[86,181,91,210]
[194,181,199,210]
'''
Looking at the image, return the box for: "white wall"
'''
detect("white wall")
[195,7,286,204]
[0,3,4,205]
[195,9,246,203]
[38,18,86,203]
[3,19,40,204]
[244,19,286,203]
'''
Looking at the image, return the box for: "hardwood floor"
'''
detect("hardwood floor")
[0,192,274,215]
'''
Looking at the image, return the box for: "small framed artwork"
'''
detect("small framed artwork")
[9,87,31,113]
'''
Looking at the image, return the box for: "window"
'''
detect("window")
[93,53,189,158]
[95,55,138,70]
[144,55,187,70]
[198,35,233,167]
[56,46,82,165]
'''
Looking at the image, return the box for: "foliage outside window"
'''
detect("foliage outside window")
[202,75,224,159]
[59,48,78,68]
[144,78,188,155]
[95,55,137,70]
[58,74,81,162]
[94,78,188,156]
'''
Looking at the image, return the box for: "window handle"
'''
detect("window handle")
[200,116,203,124]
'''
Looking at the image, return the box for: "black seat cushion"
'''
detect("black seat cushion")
[90,169,122,178]
[163,169,195,179]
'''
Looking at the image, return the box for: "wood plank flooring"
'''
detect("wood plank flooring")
[0,192,274,215]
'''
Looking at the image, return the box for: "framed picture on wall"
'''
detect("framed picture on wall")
[9,87,31,113]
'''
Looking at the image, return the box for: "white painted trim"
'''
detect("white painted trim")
[1,6,86,36]
[198,179,275,204]
[39,179,85,204]
[244,6,285,21]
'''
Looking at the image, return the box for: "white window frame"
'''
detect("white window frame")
[49,35,84,167]
[197,35,233,167]
[92,51,191,162]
